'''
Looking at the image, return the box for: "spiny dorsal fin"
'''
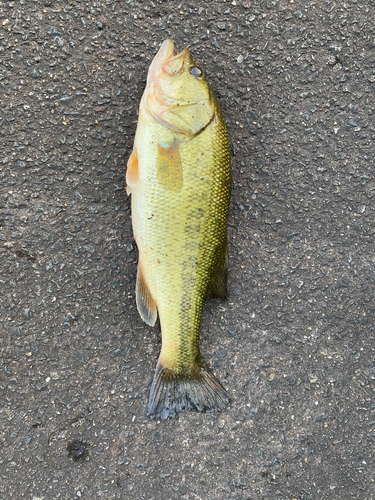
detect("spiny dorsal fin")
[157,139,183,192]
[136,261,157,326]
[126,149,139,195]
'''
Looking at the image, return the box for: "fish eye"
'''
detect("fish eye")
[190,66,203,77]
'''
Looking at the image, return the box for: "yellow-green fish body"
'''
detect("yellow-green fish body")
[126,39,230,419]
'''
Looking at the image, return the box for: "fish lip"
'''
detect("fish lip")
[149,40,190,80]
[163,47,189,64]
[149,39,175,75]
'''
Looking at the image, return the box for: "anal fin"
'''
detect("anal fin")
[126,149,139,195]
[136,262,157,326]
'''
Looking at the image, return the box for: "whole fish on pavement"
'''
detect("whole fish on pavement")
[126,39,231,420]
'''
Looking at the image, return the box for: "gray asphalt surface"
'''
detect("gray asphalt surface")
[1,1,374,499]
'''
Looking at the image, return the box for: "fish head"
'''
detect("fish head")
[144,39,216,137]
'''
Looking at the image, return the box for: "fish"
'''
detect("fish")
[126,39,231,420]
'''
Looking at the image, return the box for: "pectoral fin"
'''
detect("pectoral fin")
[207,246,228,300]
[126,149,139,195]
[157,139,183,192]
[136,261,157,326]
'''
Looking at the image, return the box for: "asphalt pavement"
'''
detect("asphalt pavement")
[0,1,374,499]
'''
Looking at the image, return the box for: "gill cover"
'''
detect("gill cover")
[144,39,215,137]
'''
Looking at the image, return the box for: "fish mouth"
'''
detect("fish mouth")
[161,47,189,76]
[149,39,175,77]
[149,39,189,79]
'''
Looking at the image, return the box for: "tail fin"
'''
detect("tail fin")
[148,357,229,420]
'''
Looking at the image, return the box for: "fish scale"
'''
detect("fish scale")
[140,117,229,369]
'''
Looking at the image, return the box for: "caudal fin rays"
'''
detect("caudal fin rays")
[148,357,229,420]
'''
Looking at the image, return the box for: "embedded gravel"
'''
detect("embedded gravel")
[0,1,374,499]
